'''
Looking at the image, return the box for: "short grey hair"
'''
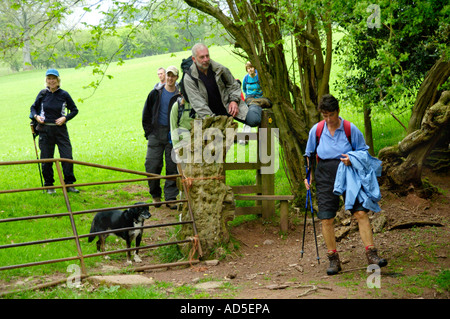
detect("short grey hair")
[191,43,208,57]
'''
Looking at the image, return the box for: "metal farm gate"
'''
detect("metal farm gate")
[0,110,295,295]
[0,158,202,295]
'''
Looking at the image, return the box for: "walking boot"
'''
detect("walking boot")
[252,97,272,108]
[326,251,342,275]
[153,197,162,208]
[67,187,80,193]
[366,247,388,267]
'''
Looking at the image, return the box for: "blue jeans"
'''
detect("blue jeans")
[244,105,262,127]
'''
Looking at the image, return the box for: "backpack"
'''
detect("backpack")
[176,95,196,127]
[29,89,47,138]
[179,56,197,104]
[315,119,352,161]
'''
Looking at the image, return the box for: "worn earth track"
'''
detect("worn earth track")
[1,169,448,300]
[131,168,449,299]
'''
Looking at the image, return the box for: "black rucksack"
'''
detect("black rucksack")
[29,89,47,137]
[179,55,196,104]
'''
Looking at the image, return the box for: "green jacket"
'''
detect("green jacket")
[169,99,196,148]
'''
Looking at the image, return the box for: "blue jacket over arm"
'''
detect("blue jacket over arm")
[333,150,382,212]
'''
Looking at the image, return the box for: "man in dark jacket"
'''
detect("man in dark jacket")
[142,66,180,209]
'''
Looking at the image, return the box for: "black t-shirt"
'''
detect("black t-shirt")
[198,66,228,116]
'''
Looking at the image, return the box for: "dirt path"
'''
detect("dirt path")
[1,170,447,300]
[136,169,449,299]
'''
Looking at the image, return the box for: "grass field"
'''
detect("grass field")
[0,44,409,286]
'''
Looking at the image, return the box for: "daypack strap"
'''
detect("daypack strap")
[177,96,185,127]
[176,97,196,127]
[315,119,353,162]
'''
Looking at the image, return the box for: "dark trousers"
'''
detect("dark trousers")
[144,126,178,200]
[315,159,368,220]
[315,159,341,220]
[38,125,76,186]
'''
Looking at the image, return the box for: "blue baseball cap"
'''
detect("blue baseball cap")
[46,69,59,77]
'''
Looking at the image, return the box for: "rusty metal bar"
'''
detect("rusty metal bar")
[177,163,204,257]
[67,199,187,217]
[0,236,76,250]
[0,238,196,272]
[0,220,194,251]
[0,177,171,195]
[0,256,82,272]
[78,220,194,240]
[0,199,187,224]
[0,212,72,223]
[0,158,180,179]
[54,160,87,275]
[0,158,203,282]
[0,158,180,195]
[0,276,86,298]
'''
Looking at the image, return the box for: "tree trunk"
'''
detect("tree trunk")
[22,34,33,71]
[364,107,375,156]
[183,1,332,203]
[379,90,450,197]
[407,56,450,134]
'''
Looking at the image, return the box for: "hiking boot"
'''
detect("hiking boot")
[67,187,79,193]
[166,204,178,210]
[249,97,272,108]
[366,247,388,267]
[326,251,342,276]
[153,197,162,208]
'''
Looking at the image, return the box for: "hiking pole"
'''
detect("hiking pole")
[308,183,320,264]
[30,123,44,192]
[300,156,310,259]
[300,189,308,258]
[300,155,320,264]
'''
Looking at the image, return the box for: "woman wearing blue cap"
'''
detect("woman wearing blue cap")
[30,69,80,194]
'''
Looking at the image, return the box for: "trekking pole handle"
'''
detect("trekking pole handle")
[303,154,311,184]
[30,122,36,135]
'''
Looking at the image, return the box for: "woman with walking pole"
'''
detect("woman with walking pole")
[303,94,387,276]
[29,69,79,194]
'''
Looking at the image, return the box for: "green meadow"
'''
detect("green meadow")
[0,44,408,284]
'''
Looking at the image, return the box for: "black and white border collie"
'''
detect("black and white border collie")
[88,202,151,264]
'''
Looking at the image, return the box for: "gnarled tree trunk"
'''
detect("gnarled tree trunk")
[407,56,450,134]
[379,90,450,197]
[183,1,332,203]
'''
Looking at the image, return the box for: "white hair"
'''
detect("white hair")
[191,43,208,57]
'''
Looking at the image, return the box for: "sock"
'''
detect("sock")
[327,249,337,254]
[365,244,375,251]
